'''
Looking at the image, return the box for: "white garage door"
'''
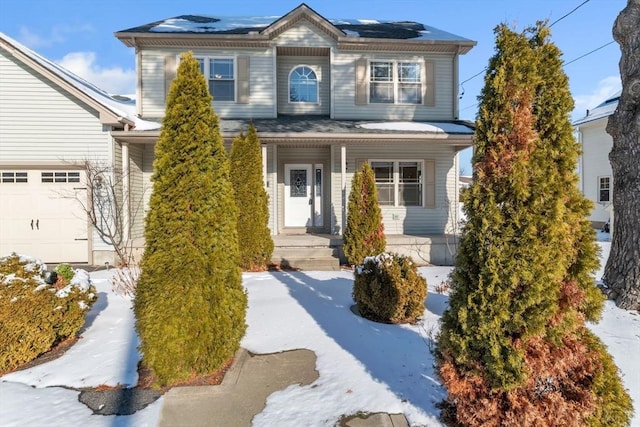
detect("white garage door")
[0,169,89,263]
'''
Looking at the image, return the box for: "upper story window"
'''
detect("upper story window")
[196,57,235,102]
[289,66,318,103]
[370,61,422,104]
[370,160,423,206]
[598,176,611,203]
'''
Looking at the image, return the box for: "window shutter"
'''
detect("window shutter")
[237,55,250,104]
[423,60,435,107]
[355,58,367,105]
[425,160,436,208]
[164,55,177,103]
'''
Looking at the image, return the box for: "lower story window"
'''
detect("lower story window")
[371,160,423,207]
[598,176,611,203]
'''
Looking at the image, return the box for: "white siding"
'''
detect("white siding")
[331,143,458,235]
[140,48,275,119]
[277,57,330,115]
[579,120,613,224]
[0,51,111,162]
[273,22,336,48]
[332,52,455,120]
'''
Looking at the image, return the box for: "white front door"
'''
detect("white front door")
[284,164,313,227]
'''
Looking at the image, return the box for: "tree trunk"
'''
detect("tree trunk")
[603,0,640,310]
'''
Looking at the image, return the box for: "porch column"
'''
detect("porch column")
[261,144,267,187]
[121,142,131,240]
[272,144,278,235]
[341,143,346,235]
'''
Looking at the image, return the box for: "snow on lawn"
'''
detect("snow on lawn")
[0,251,638,427]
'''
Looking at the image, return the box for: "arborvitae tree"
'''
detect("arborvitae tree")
[343,162,385,265]
[436,24,632,426]
[134,52,247,387]
[603,0,640,311]
[229,124,274,271]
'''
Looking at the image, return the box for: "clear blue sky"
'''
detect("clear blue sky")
[0,0,625,174]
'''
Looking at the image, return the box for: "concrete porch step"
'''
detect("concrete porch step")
[272,247,341,271]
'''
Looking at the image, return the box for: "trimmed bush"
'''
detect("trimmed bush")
[135,52,247,387]
[0,253,96,373]
[54,263,75,284]
[353,253,426,324]
[230,124,274,271]
[343,162,385,266]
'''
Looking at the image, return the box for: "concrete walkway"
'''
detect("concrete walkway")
[159,347,409,426]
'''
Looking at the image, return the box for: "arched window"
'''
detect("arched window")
[289,66,318,103]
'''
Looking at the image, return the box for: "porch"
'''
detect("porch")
[271,233,459,271]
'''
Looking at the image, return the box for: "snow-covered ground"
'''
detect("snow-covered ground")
[1,238,638,426]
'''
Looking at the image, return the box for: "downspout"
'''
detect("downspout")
[453,48,460,120]
[122,142,131,242]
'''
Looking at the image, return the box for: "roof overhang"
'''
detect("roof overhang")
[110,129,473,148]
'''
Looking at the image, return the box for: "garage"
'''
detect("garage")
[0,169,89,263]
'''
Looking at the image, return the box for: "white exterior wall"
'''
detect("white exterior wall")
[0,51,112,162]
[579,119,613,224]
[332,53,455,121]
[140,48,275,119]
[331,143,458,235]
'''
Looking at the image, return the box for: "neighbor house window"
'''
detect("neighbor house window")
[370,160,423,206]
[41,171,80,183]
[196,57,235,101]
[598,176,611,203]
[370,61,422,104]
[1,171,27,183]
[289,66,318,103]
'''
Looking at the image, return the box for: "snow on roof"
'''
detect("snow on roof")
[0,32,159,131]
[573,90,621,126]
[357,121,474,134]
[120,13,473,43]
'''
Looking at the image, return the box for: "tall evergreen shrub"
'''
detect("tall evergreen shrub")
[230,124,274,270]
[134,52,247,387]
[343,162,386,265]
[436,23,631,426]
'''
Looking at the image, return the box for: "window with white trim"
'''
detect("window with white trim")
[41,171,80,183]
[598,176,611,203]
[196,57,235,101]
[371,160,423,206]
[1,171,28,183]
[289,66,318,103]
[370,61,422,104]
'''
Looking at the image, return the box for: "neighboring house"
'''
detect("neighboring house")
[1,3,476,266]
[0,32,154,265]
[111,3,476,264]
[573,90,620,230]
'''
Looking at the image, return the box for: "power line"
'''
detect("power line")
[458,0,593,100]
[549,0,591,27]
[564,40,616,66]
[459,39,617,114]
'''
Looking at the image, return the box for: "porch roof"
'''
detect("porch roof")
[115,116,474,147]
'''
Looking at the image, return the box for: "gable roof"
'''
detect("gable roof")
[573,90,621,126]
[115,3,475,53]
[0,32,136,128]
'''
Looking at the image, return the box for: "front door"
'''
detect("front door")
[284,164,313,227]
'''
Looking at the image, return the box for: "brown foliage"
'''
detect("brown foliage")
[440,332,602,426]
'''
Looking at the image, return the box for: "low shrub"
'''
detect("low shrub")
[0,253,97,373]
[54,263,75,285]
[353,253,427,324]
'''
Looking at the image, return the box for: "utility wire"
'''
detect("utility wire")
[459,40,617,113]
[549,0,590,27]
[459,0,593,100]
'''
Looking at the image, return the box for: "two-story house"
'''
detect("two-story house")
[574,90,620,232]
[111,3,476,265]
